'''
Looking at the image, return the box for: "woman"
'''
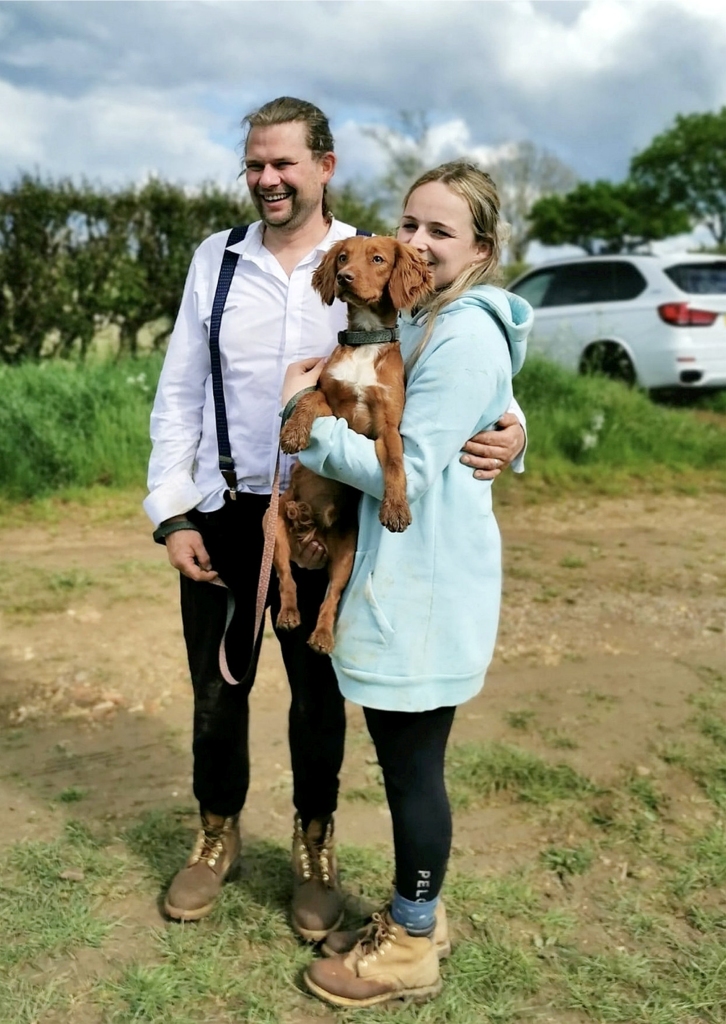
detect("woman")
[281,160,532,1007]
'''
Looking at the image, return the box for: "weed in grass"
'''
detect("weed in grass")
[684,903,726,934]
[661,742,726,808]
[0,974,70,1024]
[56,785,88,803]
[504,709,537,731]
[343,762,386,805]
[540,845,594,878]
[0,822,125,970]
[445,869,540,922]
[560,555,586,569]
[671,824,726,897]
[540,728,579,750]
[123,808,201,885]
[699,713,726,749]
[446,741,594,809]
[626,775,665,815]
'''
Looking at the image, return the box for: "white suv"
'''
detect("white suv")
[508,254,726,390]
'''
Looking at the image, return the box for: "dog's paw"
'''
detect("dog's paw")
[379,498,412,533]
[276,606,302,631]
[308,627,335,655]
[279,422,310,455]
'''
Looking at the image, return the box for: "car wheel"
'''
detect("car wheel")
[579,343,636,386]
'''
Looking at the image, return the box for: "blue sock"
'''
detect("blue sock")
[390,889,439,937]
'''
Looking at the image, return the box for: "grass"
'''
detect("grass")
[0,351,724,503]
[0,356,161,500]
[3,691,726,1024]
[446,740,594,809]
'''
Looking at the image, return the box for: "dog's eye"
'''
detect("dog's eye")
[372,255,385,264]
[337,253,347,263]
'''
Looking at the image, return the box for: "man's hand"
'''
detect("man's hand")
[460,412,526,480]
[164,519,218,583]
[291,533,329,570]
[282,356,327,406]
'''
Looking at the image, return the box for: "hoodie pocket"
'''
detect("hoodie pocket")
[363,571,394,643]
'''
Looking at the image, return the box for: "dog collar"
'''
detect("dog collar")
[338,327,400,346]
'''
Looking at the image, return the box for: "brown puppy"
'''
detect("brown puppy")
[272,235,432,654]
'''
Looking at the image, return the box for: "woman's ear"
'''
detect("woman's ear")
[388,242,433,309]
[474,241,493,264]
[312,241,344,305]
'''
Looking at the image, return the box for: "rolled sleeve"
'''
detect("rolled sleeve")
[144,246,211,527]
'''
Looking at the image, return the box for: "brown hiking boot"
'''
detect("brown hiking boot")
[322,901,451,959]
[305,910,441,1007]
[291,814,344,942]
[163,811,241,921]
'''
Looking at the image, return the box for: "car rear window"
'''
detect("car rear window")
[511,261,646,308]
[665,262,726,294]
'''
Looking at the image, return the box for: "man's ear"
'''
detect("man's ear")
[319,151,336,185]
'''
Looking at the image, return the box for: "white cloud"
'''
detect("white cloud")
[0,0,726,188]
[0,77,240,185]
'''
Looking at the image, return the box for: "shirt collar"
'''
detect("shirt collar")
[224,217,355,260]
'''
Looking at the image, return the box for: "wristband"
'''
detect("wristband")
[280,386,317,427]
[152,520,200,546]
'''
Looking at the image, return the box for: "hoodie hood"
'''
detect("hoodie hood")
[447,285,531,376]
[404,284,532,376]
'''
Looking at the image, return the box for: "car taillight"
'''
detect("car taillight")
[658,302,718,327]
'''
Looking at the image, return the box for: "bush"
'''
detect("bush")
[0,357,162,499]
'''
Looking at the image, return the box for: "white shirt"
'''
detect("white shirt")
[144,218,526,528]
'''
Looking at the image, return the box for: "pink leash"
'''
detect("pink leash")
[218,455,281,686]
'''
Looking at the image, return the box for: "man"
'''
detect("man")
[144,97,525,938]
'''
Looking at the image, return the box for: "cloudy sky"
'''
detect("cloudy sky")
[1,0,725,197]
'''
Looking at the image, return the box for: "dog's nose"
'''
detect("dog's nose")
[336,270,354,284]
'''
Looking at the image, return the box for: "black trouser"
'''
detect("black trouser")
[180,494,346,823]
[364,705,456,904]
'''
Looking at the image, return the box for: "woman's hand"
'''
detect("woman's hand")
[460,412,525,479]
[282,357,327,407]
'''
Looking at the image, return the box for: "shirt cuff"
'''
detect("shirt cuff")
[143,473,204,528]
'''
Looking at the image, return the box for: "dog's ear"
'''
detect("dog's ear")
[312,241,345,305]
[387,242,433,310]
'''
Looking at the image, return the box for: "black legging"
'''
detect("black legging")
[364,705,456,904]
[180,494,346,823]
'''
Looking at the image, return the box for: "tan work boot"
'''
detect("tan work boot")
[322,900,451,959]
[291,814,344,942]
[164,811,241,921]
[305,910,441,1007]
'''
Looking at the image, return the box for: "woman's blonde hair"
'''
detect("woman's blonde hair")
[402,160,509,367]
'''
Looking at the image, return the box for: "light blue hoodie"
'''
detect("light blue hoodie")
[298,285,532,712]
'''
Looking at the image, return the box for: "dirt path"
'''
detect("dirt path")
[1,489,724,860]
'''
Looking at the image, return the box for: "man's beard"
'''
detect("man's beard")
[253,189,320,231]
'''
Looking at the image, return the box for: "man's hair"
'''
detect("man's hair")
[242,97,335,218]
[242,96,335,156]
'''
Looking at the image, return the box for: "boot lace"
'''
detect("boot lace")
[357,912,397,967]
[188,817,234,870]
[294,817,335,886]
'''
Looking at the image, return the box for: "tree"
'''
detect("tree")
[486,141,577,262]
[328,183,392,236]
[362,111,433,217]
[363,116,578,261]
[101,180,256,356]
[0,175,109,362]
[630,107,726,246]
[528,180,689,255]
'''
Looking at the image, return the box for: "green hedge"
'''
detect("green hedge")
[0,354,723,501]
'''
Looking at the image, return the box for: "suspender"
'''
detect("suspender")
[208,225,249,493]
[209,225,371,495]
